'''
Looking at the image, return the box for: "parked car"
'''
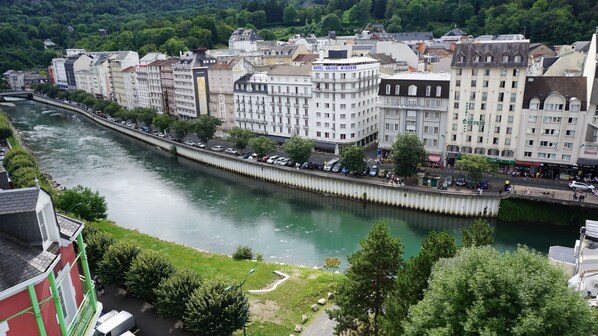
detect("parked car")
[267,156,279,164]
[261,156,270,162]
[369,165,379,177]
[240,152,252,159]
[455,175,466,186]
[332,163,343,173]
[184,141,195,146]
[274,157,287,165]
[211,145,224,152]
[569,181,595,191]
[157,132,165,138]
[466,180,477,189]
[361,166,370,176]
[323,159,340,172]
[224,148,238,155]
[94,311,135,336]
[301,162,310,169]
[378,169,387,178]
[194,142,206,149]
[478,180,489,189]
[341,166,350,175]
[285,159,295,166]
[445,175,454,186]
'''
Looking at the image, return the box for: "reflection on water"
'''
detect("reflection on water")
[3,101,579,268]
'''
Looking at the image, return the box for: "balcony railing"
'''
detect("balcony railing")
[67,290,96,336]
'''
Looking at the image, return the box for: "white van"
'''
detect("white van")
[94,311,135,336]
[323,159,340,172]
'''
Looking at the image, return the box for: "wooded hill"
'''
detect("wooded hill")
[0,0,596,74]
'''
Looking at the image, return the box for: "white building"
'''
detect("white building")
[444,36,529,170]
[311,52,380,153]
[377,72,450,164]
[89,55,111,99]
[229,29,264,52]
[578,29,598,172]
[515,76,587,177]
[266,64,312,138]
[233,73,269,133]
[51,58,68,89]
[173,49,217,119]
[122,66,139,110]
[107,51,139,108]
[209,57,254,130]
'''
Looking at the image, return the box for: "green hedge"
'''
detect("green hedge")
[2,147,53,191]
[0,112,12,139]
[498,198,598,226]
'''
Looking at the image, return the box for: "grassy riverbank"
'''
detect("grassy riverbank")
[498,198,598,226]
[90,219,339,335]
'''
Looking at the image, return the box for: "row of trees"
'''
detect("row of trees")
[2,147,54,191]
[329,219,598,335]
[85,226,250,335]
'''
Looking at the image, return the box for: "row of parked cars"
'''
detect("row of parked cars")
[445,175,489,189]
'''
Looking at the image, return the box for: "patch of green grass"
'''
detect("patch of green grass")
[7,135,19,149]
[89,219,342,334]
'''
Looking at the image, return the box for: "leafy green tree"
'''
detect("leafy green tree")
[403,246,598,336]
[390,134,427,178]
[462,218,494,248]
[386,15,402,33]
[283,136,313,163]
[458,154,497,183]
[251,10,267,28]
[83,230,116,272]
[153,114,174,132]
[248,136,277,157]
[55,185,108,221]
[125,250,175,301]
[340,144,366,175]
[193,115,222,143]
[320,14,342,35]
[183,281,250,335]
[283,5,299,24]
[0,112,13,139]
[324,257,341,281]
[132,107,157,125]
[155,269,203,319]
[171,120,192,140]
[383,230,456,334]
[227,127,255,151]
[97,241,141,286]
[258,29,276,41]
[328,222,403,336]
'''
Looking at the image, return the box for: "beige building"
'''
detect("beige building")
[159,59,178,115]
[108,51,139,107]
[445,35,529,169]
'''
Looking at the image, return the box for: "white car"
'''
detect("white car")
[274,157,287,165]
[157,132,165,138]
[267,155,279,164]
[211,145,224,152]
[569,181,595,191]
[184,141,195,146]
[194,143,206,149]
[224,148,238,155]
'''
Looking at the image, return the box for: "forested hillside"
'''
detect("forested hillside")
[1,0,596,74]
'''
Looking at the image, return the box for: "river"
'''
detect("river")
[2,100,578,268]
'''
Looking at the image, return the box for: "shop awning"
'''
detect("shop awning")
[487,158,515,165]
[577,158,598,167]
[427,154,441,162]
[515,161,542,167]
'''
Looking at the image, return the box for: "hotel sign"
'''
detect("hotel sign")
[312,65,358,71]
[462,119,485,127]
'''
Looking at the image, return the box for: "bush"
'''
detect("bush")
[183,281,250,335]
[0,112,12,139]
[125,250,175,302]
[84,230,116,272]
[55,185,108,221]
[255,252,263,262]
[232,245,253,260]
[155,269,203,319]
[97,241,141,286]
[5,155,37,175]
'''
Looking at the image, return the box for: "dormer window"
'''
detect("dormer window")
[473,54,480,63]
[457,55,464,63]
[514,54,522,63]
[408,85,417,96]
[501,54,509,62]
[37,211,48,241]
[425,85,431,96]
[395,85,400,94]
[385,84,391,95]
[485,54,493,62]
[436,86,442,97]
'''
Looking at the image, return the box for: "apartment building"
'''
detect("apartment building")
[377,72,450,164]
[136,53,168,112]
[107,51,139,107]
[267,64,312,139]
[64,53,92,90]
[233,73,269,133]
[515,76,587,178]
[311,51,380,153]
[209,57,254,129]
[229,29,263,52]
[444,35,529,169]
[159,58,178,115]
[51,58,68,89]
[173,49,217,119]
[122,66,138,110]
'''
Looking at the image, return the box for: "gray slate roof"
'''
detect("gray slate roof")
[0,233,58,291]
[56,214,83,239]
[452,41,529,68]
[0,187,40,215]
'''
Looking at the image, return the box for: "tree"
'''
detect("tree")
[390,134,427,178]
[227,127,255,151]
[153,114,174,132]
[155,269,203,319]
[328,221,403,336]
[324,257,341,281]
[320,14,342,35]
[171,120,192,140]
[340,144,366,175]
[125,250,175,301]
[283,5,299,24]
[403,246,598,336]
[457,154,497,183]
[258,29,276,41]
[133,107,157,126]
[462,218,494,248]
[248,136,277,157]
[55,185,108,221]
[283,136,314,163]
[83,230,115,272]
[251,10,267,28]
[193,115,222,144]
[183,281,250,335]
[383,230,456,334]
[97,241,141,286]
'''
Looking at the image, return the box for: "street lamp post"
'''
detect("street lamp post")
[225,268,255,336]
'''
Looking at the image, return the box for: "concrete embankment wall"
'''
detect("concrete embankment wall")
[33,95,501,217]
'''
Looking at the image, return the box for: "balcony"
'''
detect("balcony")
[285,103,291,108]
[293,103,300,108]
[303,115,309,119]
[285,113,291,117]
[67,287,97,336]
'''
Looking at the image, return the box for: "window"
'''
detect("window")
[570,103,580,112]
[456,80,461,87]
[512,81,518,88]
[505,138,511,145]
[527,140,534,146]
[385,85,390,95]
[485,54,493,62]
[514,54,522,63]
[566,130,576,137]
[493,137,499,145]
[395,85,400,94]
[471,80,477,87]
[408,85,417,96]
[496,116,502,122]
[564,142,573,149]
[513,69,520,76]
[562,154,571,161]
[426,85,431,96]
[37,211,48,241]
[527,128,536,134]
[482,92,488,101]
[501,54,509,62]
[483,80,488,87]
[454,102,459,108]
[524,151,532,157]
[473,54,480,63]
[436,86,441,96]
